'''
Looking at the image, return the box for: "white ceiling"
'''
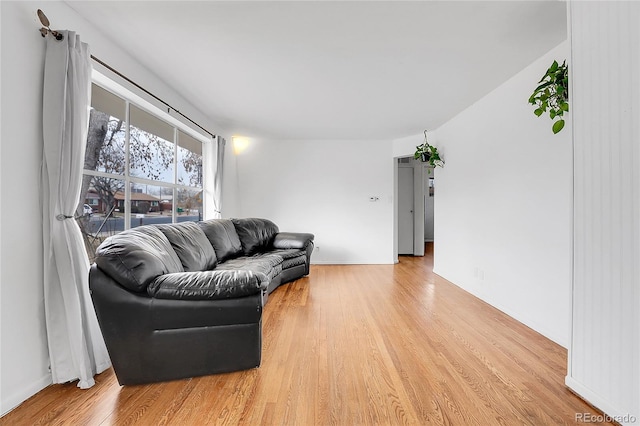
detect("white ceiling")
[66,1,567,140]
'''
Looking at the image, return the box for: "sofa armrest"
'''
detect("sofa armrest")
[147,270,268,300]
[272,232,315,250]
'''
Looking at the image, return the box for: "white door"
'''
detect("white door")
[398,167,414,254]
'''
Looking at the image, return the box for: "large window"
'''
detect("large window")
[77,83,206,261]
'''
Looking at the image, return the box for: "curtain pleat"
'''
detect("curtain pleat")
[213,136,226,218]
[42,30,110,389]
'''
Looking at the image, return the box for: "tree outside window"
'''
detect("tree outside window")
[77,83,205,262]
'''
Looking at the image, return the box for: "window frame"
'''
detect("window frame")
[84,70,211,230]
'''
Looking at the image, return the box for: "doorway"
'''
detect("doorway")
[398,166,414,254]
[396,157,429,257]
[425,174,435,242]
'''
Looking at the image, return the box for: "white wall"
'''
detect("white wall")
[566,2,640,423]
[432,41,572,347]
[235,138,394,264]
[221,138,240,218]
[0,0,3,412]
[0,1,234,414]
[1,2,52,414]
[392,132,431,159]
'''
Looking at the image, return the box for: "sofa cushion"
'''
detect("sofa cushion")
[282,255,307,269]
[157,222,217,272]
[269,248,307,260]
[216,255,283,285]
[147,270,266,300]
[95,225,184,293]
[198,219,243,262]
[232,218,279,256]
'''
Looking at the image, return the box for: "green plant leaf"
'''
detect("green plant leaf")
[552,119,565,134]
[530,59,569,128]
[534,81,552,92]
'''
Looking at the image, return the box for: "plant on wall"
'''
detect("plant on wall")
[414,130,444,168]
[528,60,569,134]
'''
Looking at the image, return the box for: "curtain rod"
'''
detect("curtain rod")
[37,9,216,139]
[90,55,215,138]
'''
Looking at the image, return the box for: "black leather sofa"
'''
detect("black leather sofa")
[89,218,314,385]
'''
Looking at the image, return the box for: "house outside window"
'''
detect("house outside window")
[77,81,208,262]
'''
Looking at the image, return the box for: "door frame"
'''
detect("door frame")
[397,164,415,255]
[393,157,426,261]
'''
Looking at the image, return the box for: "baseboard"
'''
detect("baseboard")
[565,376,638,425]
[1,373,52,416]
[482,296,567,348]
[432,268,568,348]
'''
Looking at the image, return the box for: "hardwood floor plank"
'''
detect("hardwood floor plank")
[1,245,610,425]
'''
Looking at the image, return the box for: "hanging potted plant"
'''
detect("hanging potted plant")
[528,59,569,134]
[414,130,444,168]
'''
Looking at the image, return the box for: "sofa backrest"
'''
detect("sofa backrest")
[232,218,279,256]
[198,219,244,262]
[95,225,184,292]
[157,222,217,272]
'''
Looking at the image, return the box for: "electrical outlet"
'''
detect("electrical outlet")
[315,246,320,252]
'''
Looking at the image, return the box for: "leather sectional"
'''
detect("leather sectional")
[89,218,314,385]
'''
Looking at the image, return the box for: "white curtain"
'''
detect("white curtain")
[212,136,226,218]
[42,30,110,388]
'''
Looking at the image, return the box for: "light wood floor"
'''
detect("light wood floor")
[2,244,608,425]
